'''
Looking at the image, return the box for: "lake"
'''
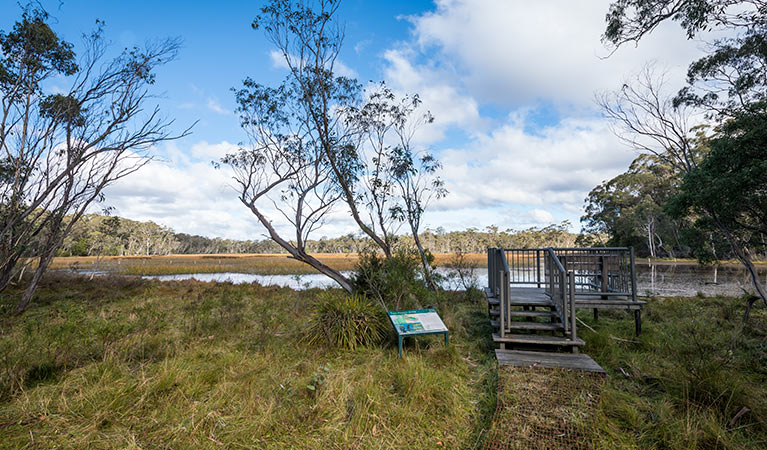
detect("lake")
[139,262,767,297]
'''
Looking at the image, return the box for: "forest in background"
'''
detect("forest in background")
[581,153,767,262]
[56,213,579,257]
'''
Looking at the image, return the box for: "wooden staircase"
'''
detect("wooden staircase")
[486,287,584,352]
[485,247,617,373]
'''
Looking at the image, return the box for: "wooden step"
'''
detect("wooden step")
[491,320,564,331]
[509,299,554,307]
[510,310,557,318]
[495,349,605,373]
[489,321,564,332]
[487,297,499,306]
[508,321,563,332]
[490,309,557,318]
[493,333,585,347]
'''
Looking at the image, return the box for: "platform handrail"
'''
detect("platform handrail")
[544,248,571,336]
[500,247,637,301]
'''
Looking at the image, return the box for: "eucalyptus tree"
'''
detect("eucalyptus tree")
[582,154,683,258]
[0,7,190,313]
[602,0,767,310]
[223,0,358,291]
[605,0,767,117]
[226,0,446,290]
[348,82,445,287]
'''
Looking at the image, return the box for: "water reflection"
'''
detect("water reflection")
[142,271,354,289]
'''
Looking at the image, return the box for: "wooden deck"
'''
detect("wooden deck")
[496,349,605,373]
[487,247,646,373]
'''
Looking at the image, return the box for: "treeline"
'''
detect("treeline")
[58,214,579,257]
[581,154,767,261]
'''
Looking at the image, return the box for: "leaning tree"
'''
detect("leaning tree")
[224,0,445,291]
[602,0,767,311]
[0,7,191,313]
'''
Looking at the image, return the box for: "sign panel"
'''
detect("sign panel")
[388,309,449,357]
[388,309,448,335]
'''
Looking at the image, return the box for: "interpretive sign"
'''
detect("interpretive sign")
[388,309,449,357]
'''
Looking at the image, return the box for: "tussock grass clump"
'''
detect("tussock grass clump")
[305,292,388,349]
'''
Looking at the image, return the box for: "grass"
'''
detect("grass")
[46,253,489,276]
[581,295,767,449]
[2,274,767,448]
[0,274,497,449]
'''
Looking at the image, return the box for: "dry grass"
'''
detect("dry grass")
[0,273,497,449]
[46,253,488,276]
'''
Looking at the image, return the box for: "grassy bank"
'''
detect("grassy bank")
[0,274,496,449]
[46,253,488,276]
[2,274,767,448]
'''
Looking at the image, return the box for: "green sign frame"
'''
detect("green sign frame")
[388,309,449,358]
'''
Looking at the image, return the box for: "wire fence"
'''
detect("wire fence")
[482,366,605,450]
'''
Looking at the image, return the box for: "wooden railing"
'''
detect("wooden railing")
[488,248,510,339]
[543,249,576,341]
[488,247,639,342]
[499,247,637,301]
[489,247,578,342]
[554,247,637,300]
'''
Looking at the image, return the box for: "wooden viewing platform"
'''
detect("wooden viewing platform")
[486,247,646,373]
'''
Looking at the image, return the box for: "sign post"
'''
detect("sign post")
[387,309,449,358]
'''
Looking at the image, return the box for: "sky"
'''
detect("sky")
[0,0,713,241]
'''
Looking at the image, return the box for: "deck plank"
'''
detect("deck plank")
[496,349,605,373]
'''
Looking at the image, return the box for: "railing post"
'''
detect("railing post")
[629,246,637,303]
[536,250,541,288]
[569,271,578,352]
[488,248,496,294]
[600,254,608,300]
[499,270,506,339]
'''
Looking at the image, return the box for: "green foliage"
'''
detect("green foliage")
[582,154,687,257]
[604,0,767,116]
[668,112,767,261]
[353,248,433,310]
[0,6,77,94]
[305,292,388,350]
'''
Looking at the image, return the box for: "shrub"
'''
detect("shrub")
[352,248,432,310]
[305,292,388,350]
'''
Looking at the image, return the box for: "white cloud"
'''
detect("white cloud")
[406,0,713,106]
[427,113,636,229]
[206,97,230,115]
[100,141,362,241]
[382,49,484,142]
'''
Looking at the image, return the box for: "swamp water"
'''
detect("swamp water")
[136,263,767,297]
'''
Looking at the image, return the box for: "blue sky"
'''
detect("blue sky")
[0,1,710,240]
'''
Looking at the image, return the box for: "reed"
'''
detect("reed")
[46,253,488,276]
